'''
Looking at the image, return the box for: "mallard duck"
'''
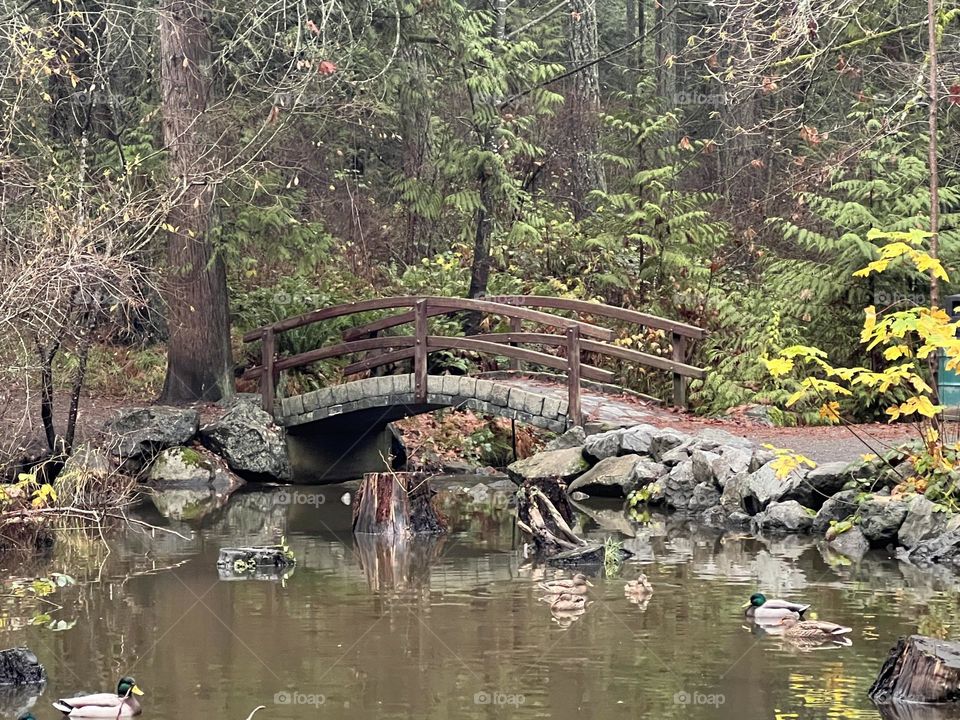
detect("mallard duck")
[53,676,144,717]
[778,617,852,641]
[549,593,588,612]
[744,592,810,621]
[624,574,653,600]
[539,573,593,595]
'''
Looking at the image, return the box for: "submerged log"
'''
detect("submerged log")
[547,542,634,567]
[352,472,447,536]
[869,635,960,705]
[217,546,295,578]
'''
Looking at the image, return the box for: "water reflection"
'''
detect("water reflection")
[0,480,957,719]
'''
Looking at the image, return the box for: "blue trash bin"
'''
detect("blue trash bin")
[938,294,960,407]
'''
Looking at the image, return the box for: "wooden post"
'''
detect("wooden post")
[414,299,427,403]
[566,325,582,427]
[672,331,687,409]
[509,316,522,371]
[261,329,276,415]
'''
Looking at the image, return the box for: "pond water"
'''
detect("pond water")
[3,479,960,720]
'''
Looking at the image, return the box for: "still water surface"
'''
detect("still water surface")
[4,480,960,720]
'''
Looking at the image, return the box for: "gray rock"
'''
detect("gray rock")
[688,482,721,513]
[700,504,729,529]
[711,447,752,487]
[660,442,692,466]
[506,447,590,484]
[146,446,212,486]
[630,458,666,487]
[104,406,200,461]
[720,462,796,516]
[898,495,957,549]
[801,461,859,509]
[619,425,658,455]
[146,446,245,521]
[753,500,814,533]
[651,429,690,461]
[691,449,720,485]
[582,430,623,462]
[749,447,776,472]
[692,428,755,452]
[812,490,859,535]
[566,454,642,497]
[199,399,291,482]
[828,526,870,560]
[908,529,960,567]
[60,443,113,480]
[858,495,908,546]
[545,426,587,451]
[662,460,698,510]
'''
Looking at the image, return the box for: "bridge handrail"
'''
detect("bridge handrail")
[242,295,614,342]
[343,295,706,341]
[241,295,707,425]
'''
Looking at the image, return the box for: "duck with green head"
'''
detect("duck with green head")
[744,592,810,622]
[53,676,144,717]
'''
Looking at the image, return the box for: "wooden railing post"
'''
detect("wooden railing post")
[672,331,687,408]
[414,299,428,403]
[566,325,582,427]
[509,316,522,371]
[261,329,276,415]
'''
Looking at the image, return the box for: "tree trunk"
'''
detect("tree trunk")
[927,0,940,309]
[566,0,606,218]
[654,0,677,106]
[158,0,234,403]
[465,0,506,323]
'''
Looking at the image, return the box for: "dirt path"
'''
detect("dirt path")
[499,377,918,464]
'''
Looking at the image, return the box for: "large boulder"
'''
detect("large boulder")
[566,454,643,497]
[582,429,625,462]
[859,495,909,546]
[691,449,720,485]
[692,428,755,452]
[146,446,245,521]
[898,495,959,549]
[688,482,721,513]
[661,460,698,510]
[199,400,290,482]
[104,406,200,463]
[753,500,814,533]
[710,446,752,487]
[56,443,120,505]
[545,427,587,451]
[908,530,960,567]
[794,461,860,510]
[827,526,870,560]
[507,447,589,485]
[719,462,798,516]
[812,490,859,535]
[619,425,658,455]
[650,429,691,462]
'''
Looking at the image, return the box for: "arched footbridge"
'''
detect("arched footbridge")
[241,296,706,481]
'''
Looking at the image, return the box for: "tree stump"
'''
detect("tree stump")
[352,472,447,537]
[869,635,960,704]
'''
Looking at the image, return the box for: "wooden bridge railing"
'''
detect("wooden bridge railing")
[241,295,707,427]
